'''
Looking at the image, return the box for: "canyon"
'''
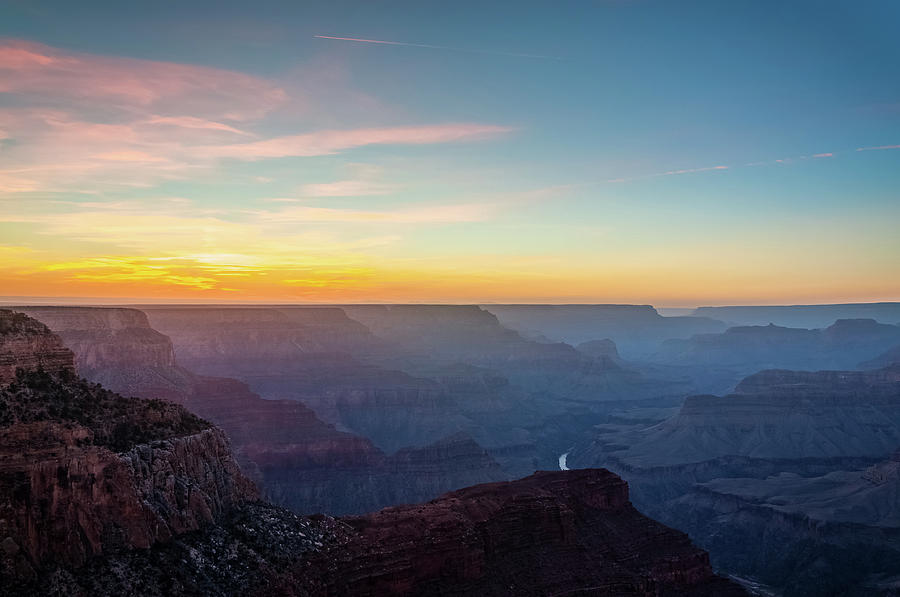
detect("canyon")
[8,300,900,594]
[692,302,900,329]
[484,304,727,358]
[14,306,508,515]
[570,363,900,594]
[0,309,744,596]
[138,304,678,478]
[651,318,900,393]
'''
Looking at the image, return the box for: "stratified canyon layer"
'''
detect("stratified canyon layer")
[570,364,900,594]
[652,319,900,390]
[483,304,727,357]
[139,304,672,479]
[692,302,900,329]
[15,306,507,515]
[0,309,744,596]
[667,450,900,596]
[0,309,256,584]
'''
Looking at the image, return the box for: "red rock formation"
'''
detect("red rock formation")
[301,469,745,596]
[141,306,383,377]
[0,424,255,574]
[0,313,257,582]
[0,309,74,383]
[13,306,195,400]
[16,307,508,515]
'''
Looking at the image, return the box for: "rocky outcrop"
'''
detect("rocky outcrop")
[575,364,900,469]
[0,313,257,586]
[692,301,900,328]
[0,422,256,576]
[15,307,509,516]
[577,337,621,359]
[569,365,900,595]
[13,306,195,400]
[0,309,74,383]
[485,304,726,357]
[305,469,745,596]
[666,453,900,595]
[383,432,507,506]
[653,319,900,377]
[697,450,900,528]
[342,304,649,404]
[188,378,507,515]
[17,470,746,596]
[141,306,383,378]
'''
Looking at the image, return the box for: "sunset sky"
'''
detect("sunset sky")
[1,0,899,306]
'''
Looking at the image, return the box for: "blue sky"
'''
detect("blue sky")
[1,0,898,304]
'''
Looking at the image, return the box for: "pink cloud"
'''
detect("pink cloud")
[813,152,833,158]
[205,124,514,159]
[0,40,514,194]
[251,203,494,224]
[0,109,513,192]
[300,180,397,197]
[141,116,253,136]
[0,39,287,121]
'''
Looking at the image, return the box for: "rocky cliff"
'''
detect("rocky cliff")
[141,306,383,378]
[341,304,650,405]
[13,306,195,400]
[484,304,726,357]
[576,364,900,469]
[0,310,74,383]
[0,311,257,587]
[569,364,900,595]
[667,452,900,595]
[17,470,746,596]
[692,301,900,328]
[653,319,900,378]
[314,469,744,596]
[17,307,508,516]
[189,378,507,515]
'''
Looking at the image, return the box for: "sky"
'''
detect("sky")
[1,0,899,306]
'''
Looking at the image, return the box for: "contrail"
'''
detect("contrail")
[314,35,560,60]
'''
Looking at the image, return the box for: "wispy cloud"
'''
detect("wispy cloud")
[204,124,513,160]
[659,165,728,176]
[250,203,494,224]
[0,39,287,121]
[0,40,512,196]
[299,180,397,197]
[0,39,514,194]
[605,144,899,185]
[606,165,729,184]
[314,35,559,60]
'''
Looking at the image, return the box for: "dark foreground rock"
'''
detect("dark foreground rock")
[11,471,745,597]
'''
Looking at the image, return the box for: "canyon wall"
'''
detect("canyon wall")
[21,470,746,597]
[484,304,726,357]
[0,311,257,585]
[16,306,509,515]
[569,364,900,594]
[692,302,900,328]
